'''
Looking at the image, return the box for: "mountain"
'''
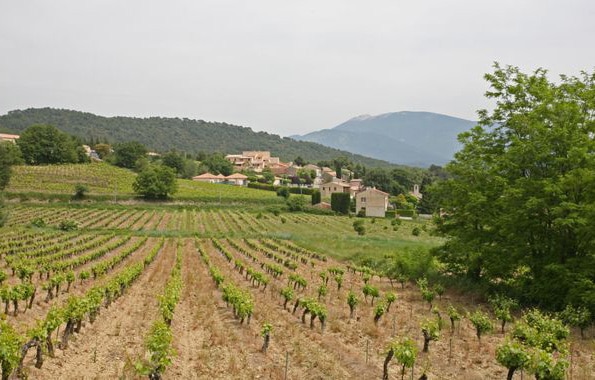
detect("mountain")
[0,108,395,168]
[292,111,476,166]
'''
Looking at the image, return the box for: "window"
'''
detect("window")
[361,197,366,202]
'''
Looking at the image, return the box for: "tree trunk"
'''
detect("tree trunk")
[283,299,288,310]
[60,320,74,349]
[310,314,317,329]
[349,305,355,319]
[261,333,270,353]
[12,299,18,316]
[506,367,516,380]
[423,335,430,353]
[501,320,506,334]
[16,340,38,378]
[292,300,299,314]
[74,319,82,333]
[67,282,72,292]
[4,300,8,315]
[46,335,55,358]
[34,342,44,368]
[450,318,455,334]
[382,349,394,380]
[301,310,308,324]
[28,288,36,309]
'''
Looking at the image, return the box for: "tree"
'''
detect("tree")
[331,193,350,214]
[161,151,185,176]
[202,153,233,176]
[294,156,306,166]
[432,64,595,314]
[133,165,178,199]
[0,142,23,190]
[17,124,79,165]
[113,141,148,169]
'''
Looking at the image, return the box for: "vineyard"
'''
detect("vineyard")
[5,163,283,204]
[0,202,593,379]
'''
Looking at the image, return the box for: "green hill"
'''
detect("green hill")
[0,108,395,167]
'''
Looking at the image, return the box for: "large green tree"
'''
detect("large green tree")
[112,141,148,169]
[433,64,595,315]
[0,142,23,190]
[16,124,79,164]
[132,165,178,199]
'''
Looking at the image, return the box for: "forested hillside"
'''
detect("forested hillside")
[0,108,393,167]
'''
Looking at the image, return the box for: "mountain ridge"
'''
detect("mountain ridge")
[293,111,476,167]
[0,108,397,168]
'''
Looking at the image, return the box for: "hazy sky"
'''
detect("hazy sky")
[1,0,594,136]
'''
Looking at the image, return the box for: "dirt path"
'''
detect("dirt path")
[26,238,177,380]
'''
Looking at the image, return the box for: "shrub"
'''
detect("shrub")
[276,187,290,199]
[73,183,89,199]
[412,227,421,236]
[353,220,366,235]
[331,193,350,214]
[311,190,321,205]
[287,195,307,212]
[58,220,78,231]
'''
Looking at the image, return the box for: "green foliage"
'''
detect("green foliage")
[0,319,22,380]
[420,318,440,352]
[347,290,359,318]
[559,304,592,338]
[73,183,88,199]
[276,187,290,199]
[489,294,518,333]
[311,189,321,205]
[133,165,178,199]
[411,227,421,236]
[0,142,23,190]
[261,322,273,337]
[432,63,595,312]
[373,302,386,324]
[161,151,186,176]
[469,310,493,341]
[352,219,366,235]
[113,141,147,169]
[286,195,307,212]
[201,152,233,176]
[58,219,78,231]
[0,108,395,167]
[17,124,80,165]
[135,320,175,379]
[496,340,531,380]
[384,336,417,380]
[331,192,350,214]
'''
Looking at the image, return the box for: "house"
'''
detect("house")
[0,133,19,144]
[225,151,282,172]
[349,179,364,196]
[355,187,389,217]
[192,173,225,184]
[319,180,351,198]
[225,173,248,186]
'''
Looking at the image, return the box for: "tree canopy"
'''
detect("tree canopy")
[433,63,595,315]
[16,124,81,165]
[113,141,148,169]
[0,142,23,190]
[132,165,178,199]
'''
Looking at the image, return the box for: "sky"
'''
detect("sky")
[1,0,594,136]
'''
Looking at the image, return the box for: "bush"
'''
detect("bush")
[311,190,321,205]
[396,209,417,218]
[331,193,350,214]
[287,195,307,212]
[276,187,290,199]
[30,218,46,228]
[412,227,421,236]
[58,220,78,231]
[73,183,89,199]
[353,220,366,235]
[133,165,178,199]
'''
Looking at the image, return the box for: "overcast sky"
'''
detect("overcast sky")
[1,0,593,136]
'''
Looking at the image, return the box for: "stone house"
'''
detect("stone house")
[355,187,389,217]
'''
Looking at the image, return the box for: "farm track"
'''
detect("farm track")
[27,238,177,379]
